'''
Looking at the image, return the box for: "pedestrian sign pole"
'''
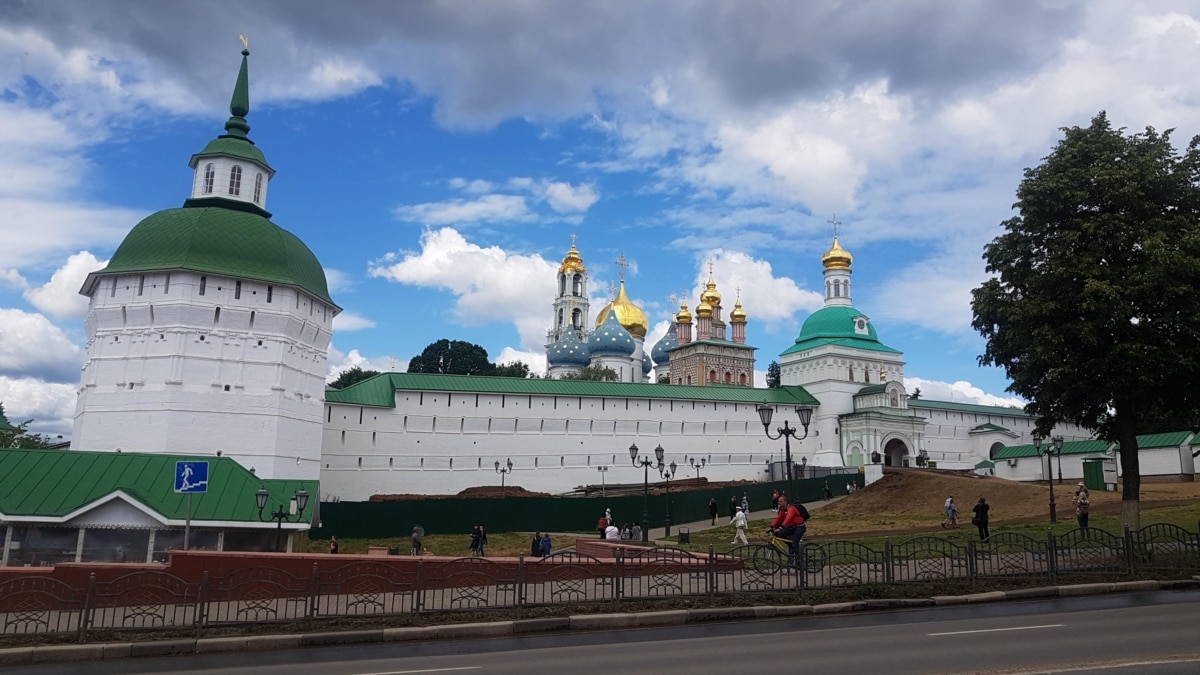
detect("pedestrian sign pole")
[174,461,209,550]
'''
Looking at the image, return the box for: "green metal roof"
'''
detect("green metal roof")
[96,206,335,306]
[856,384,888,395]
[779,306,901,356]
[0,448,316,524]
[975,460,996,469]
[909,399,1028,416]
[992,439,1111,460]
[1135,431,1193,448]
[325,372,819,408]
[191,136,271,169]
[972,423,1011,432]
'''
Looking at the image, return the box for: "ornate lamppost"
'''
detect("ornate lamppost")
[757,403,814,503]
[630,442,665,542]
[1032,434,1063,523]
[660,459,678,536]
[255,486,310,552]
[495,458,513,494]
[596,465,609,497]
[689,456,706,483]
[1053,435,1065,485]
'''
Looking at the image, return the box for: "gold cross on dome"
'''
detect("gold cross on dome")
[614,254,630,280]
[828,213,841,238]
[570,233,577,246]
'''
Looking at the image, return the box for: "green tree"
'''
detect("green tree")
[407,339,496,376]
[494,361,531,378]
[0,403,56,449]
[328,366,381,389]
[766,361,782,388]
[560,365,619,381]
[971,111,1200,528]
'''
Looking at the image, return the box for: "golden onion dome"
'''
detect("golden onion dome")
[700,272,721,306]
[593,280,648,338]
[675,300,692,324]
[558,243,586,274]
[696,299,713,317]
[730,299,747,323]
[821,236,853,269]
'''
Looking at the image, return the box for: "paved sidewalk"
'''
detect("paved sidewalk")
[644,496,844,543]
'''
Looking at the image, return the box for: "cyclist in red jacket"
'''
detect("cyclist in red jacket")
[767,494,807,555]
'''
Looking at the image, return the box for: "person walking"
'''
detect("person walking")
[728,494,738,519]
[531,531,542,557]
[478,525,488,556]
[741,493,749,513]
[730,506,749,544]
[540,532,552,557]
[1073,482,1091,534]
[972,497,990,542]
[771,489,780,510]
[823,480,833,500]
[410,528,423,555]
[708,497,719,525]
[631,522,642,541]
[942,496,958,528]
[469,524,482,556]
[328,535,339,554]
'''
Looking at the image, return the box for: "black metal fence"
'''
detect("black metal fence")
[2,524,1196,641]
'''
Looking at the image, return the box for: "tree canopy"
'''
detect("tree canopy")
[328,366,381,389]
[408,339,496,376]
[766,361,781,388]
[494,361,531,378]
[971,111,1200,526]
[0,403,57,449]
[559,365,619,381]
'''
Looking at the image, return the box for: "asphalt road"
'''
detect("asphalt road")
[14,591,1200,675]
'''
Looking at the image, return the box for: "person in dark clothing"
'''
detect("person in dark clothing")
[708,497,719,525]
[329,535,339,554]
[531,532,542,557]
[972,497,990,542]
[469,525,482,556]
[823,481,833,500]
[728,495,738,519]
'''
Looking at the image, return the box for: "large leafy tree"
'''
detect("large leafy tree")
[971,112,1200,528]
[328,366,381,389]
[407,339,496,376]
[0,403,56,449]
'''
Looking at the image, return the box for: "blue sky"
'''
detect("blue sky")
[3,1,1200,437]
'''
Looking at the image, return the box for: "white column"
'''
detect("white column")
[1,525,11,566]
[75,528,86,563]
[146,529,157,563]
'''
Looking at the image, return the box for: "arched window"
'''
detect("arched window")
[228,165,242,196]
[848,365,854,381]
[253,173,263,203]
[572,274,583,296]
[826,281,831,298]
[559,275,566,295]
[834,280,841,297]
[203,163,215,194]
[708,369,717,382]
[558,308,564,327]
[724,371,732,383]
[572,308,582,328]
[739,373,747,385]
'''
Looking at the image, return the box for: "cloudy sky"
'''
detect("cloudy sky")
[3,1,1199,437]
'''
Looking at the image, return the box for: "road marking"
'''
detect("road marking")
[357,662,480,667]
[928,623,1063,636]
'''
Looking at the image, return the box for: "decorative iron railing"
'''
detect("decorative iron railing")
[1,524,1196,640]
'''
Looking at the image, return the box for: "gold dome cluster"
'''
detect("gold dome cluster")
[594,280,648,338]
[558,243,586,274]
[675,299,692,324]
[821,237,853,269]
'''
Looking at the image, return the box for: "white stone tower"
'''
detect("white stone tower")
[72,46,340,480]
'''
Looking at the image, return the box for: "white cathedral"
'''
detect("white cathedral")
[69,46,1106,501]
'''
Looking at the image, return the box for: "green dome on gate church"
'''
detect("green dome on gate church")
[780,306,900,355]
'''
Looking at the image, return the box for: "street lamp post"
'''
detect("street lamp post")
[1032,434,1060,523]
[757,403,814,503]
[660,459,677,536]
[494,458,513,494]
[800,456,808,480]
[596,465,609,497]
[255,487,310,552]
[630,443,665,543]
[689,457,706,483]
[1053,435,1064,485]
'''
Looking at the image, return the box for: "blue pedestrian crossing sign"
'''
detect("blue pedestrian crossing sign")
[175,461,209,493]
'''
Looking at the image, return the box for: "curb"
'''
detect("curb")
[2,580,1195,666]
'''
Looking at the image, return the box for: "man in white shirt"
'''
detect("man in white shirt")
[731,506,749,544]
[604,523,620,540]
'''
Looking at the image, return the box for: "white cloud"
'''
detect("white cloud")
[24,251,107,319]
[495,346,547,375]
[903,376,1026,409]
[392,194,532,226]
[0,375,76,437]
[332,311,376,332]
[448,178,496,194]
[0,308,83,383]
[540,181,599,213]
[323,268,354,294]
[326,346,405,383]
[368,228,556,350]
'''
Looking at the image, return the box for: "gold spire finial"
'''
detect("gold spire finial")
[239,33,249,49]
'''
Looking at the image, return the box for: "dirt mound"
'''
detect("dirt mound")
[821,468,1199,528]
[369,486,550,501]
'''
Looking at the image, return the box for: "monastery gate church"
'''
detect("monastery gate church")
[61,46,1112,503]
